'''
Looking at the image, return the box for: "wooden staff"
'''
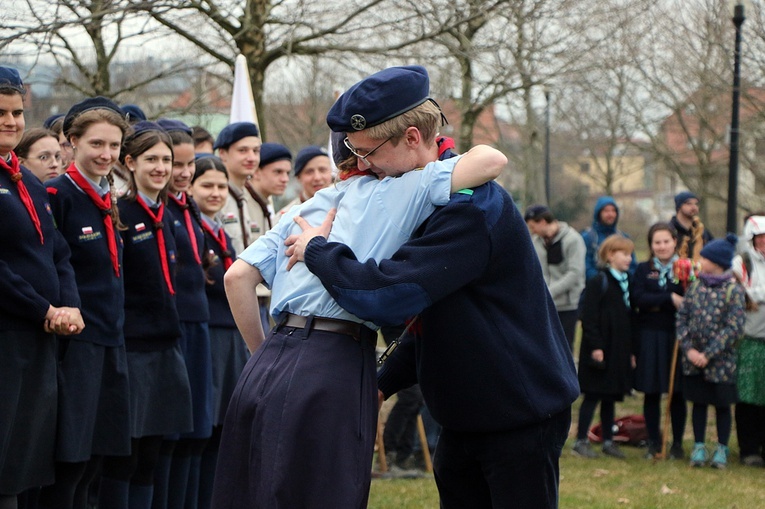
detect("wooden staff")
[659,339,681,460]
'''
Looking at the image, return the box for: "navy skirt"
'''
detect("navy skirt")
[212,322,378,509]
[0,329,56,495]
[634,328,683,394]
[127,342,193,438]
[55,339,131,461]
[209,326,249,427]
[179,321,213,439]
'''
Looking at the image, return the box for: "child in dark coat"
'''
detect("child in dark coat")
[678,234,746,469]
[574,235,636,459]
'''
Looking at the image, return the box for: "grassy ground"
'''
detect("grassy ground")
[368,329,763,508]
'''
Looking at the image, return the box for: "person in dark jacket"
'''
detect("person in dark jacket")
[632,222,687,459]
[573,235,636,459]
[0,65,84,509]
[285,173,579,507]
[669,191,712,260]
[582,196,637,279]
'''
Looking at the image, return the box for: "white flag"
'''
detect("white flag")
[230,54,258,126]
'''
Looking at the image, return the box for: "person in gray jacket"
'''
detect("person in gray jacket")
[525,205,586,351]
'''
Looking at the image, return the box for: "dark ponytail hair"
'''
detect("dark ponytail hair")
[193,155,229,183]
[121,128,173,203]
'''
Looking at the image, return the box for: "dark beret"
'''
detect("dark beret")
[213,122,260,151]
[43,114,65,130]
[0,66,24,92]
[63,97,124,138]
[293,146,328,176]
[156,118,193,136]
[129,121,167,137]
[121,104,147,123]
[326,65,430,132]
[330,131,351,167]
[259,142,292,168]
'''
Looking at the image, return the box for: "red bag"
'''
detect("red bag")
[588,414,648,446]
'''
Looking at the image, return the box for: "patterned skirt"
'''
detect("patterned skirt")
[737,336,765,406]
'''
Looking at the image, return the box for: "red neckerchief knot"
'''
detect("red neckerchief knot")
[64,164,120,276]
[135,194,175,295]
[169,193,202,265]
[200,220,233,270]
[2,152,44,244]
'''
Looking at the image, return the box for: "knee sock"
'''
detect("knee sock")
[670,396,687,445]
[692,404,708,443]
[643,393,661,443]
[16,488,38,509]
[197,428,221,509]
[166,441,191,509]
[98,477,130,509]
[600,400,616,441]
[74,456,102,509]
[39,461,88,509]
[184,439,208,509]
[715,405,732,446]
[128,484,153,509]
[577,395,599,440]
[151,440,176,509]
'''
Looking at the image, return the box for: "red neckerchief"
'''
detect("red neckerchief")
[200,220,233,270]
[338,136,456,181]
[168,192,202,265]
[1,152,43,244]
[65,164,120,277]
[135,194,175,295]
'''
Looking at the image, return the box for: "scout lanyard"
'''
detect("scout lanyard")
[1,152,43,244]
[135,194,175,295]
[168,192,202,265]
[200,220,233,270]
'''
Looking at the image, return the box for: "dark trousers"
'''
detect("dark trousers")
[433,408,570,509]
[557,310,578,352]
[736,402,765,457]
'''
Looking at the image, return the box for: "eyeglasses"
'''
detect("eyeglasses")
[343,136,392,167]
[33,153,62,165]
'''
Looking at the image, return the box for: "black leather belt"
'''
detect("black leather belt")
[281,313,376,343]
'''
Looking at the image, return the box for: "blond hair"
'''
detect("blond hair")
[364,100,442,146]
[598,235,635,265]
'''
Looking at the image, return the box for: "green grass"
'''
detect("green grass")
[368,329,763,508]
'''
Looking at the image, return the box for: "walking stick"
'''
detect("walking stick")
[659,339,680,460]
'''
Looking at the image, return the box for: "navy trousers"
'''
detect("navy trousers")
[433,408,571,509]
[211,319,378,509]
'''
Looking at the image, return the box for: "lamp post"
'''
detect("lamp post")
[544,87,551,205]
[727,2,745,234]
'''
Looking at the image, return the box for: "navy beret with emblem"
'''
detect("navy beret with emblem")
[326,65,430,132]
[121,104,147,123]
[0,66,24,93]
[156,118,193,136]
[259,142,292,168]
[293,146,328,176]
[213,122,260,151]
[63,97,125,138]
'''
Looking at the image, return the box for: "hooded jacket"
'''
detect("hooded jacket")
[581,196,637,280]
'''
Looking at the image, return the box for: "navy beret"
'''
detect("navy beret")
[213,122,260,151]
[156,118,193,136]
[330,131,351,167]
[293,146,328,176]
[63,97,124,138]
[129,121,167,137]
[0,66,24,92]
[326,65,430,132]
[674,191,699,211]
[259,142,292,168]
[121,104,147,123]
[43,114,64,130]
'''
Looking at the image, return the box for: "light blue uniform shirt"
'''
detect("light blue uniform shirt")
[239,156,462,329]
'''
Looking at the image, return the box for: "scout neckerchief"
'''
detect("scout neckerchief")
[652,254,678,289]
[2,152,43,244]
[608,267,630,307]
[135,194,175,295]
[244,181,273,230]
[227,183,250,247]
[168,192,202,265]
[200,219,233,270]
[66,164,120,276]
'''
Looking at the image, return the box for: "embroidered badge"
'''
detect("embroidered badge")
[350,114,366,130]
[0,186,9,195]
[131,231,153,244]
[82,226,93,235]
[136,222,146,232]
[169,250,176,263]
[250,222,261,234]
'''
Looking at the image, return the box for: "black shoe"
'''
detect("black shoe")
[669,442,685,460]
[602,440,626,459]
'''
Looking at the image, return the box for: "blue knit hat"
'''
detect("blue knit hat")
[674,191,698,211]
[293,146,328,176]
[326,65,429,132]
[700,233,737,270]
[0,66,24,93]
[259,142,292,168]
[213,122,260,151]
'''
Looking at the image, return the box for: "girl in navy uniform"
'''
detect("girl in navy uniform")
[15,127,62,183]
[152,119,213,509]
[189,156,247,509]
[632,222,687,459]
[40,98,132,509]
[98,122,193,509]
[0,66,84,509]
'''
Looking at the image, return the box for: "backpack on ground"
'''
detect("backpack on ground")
[587,414,648,446]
